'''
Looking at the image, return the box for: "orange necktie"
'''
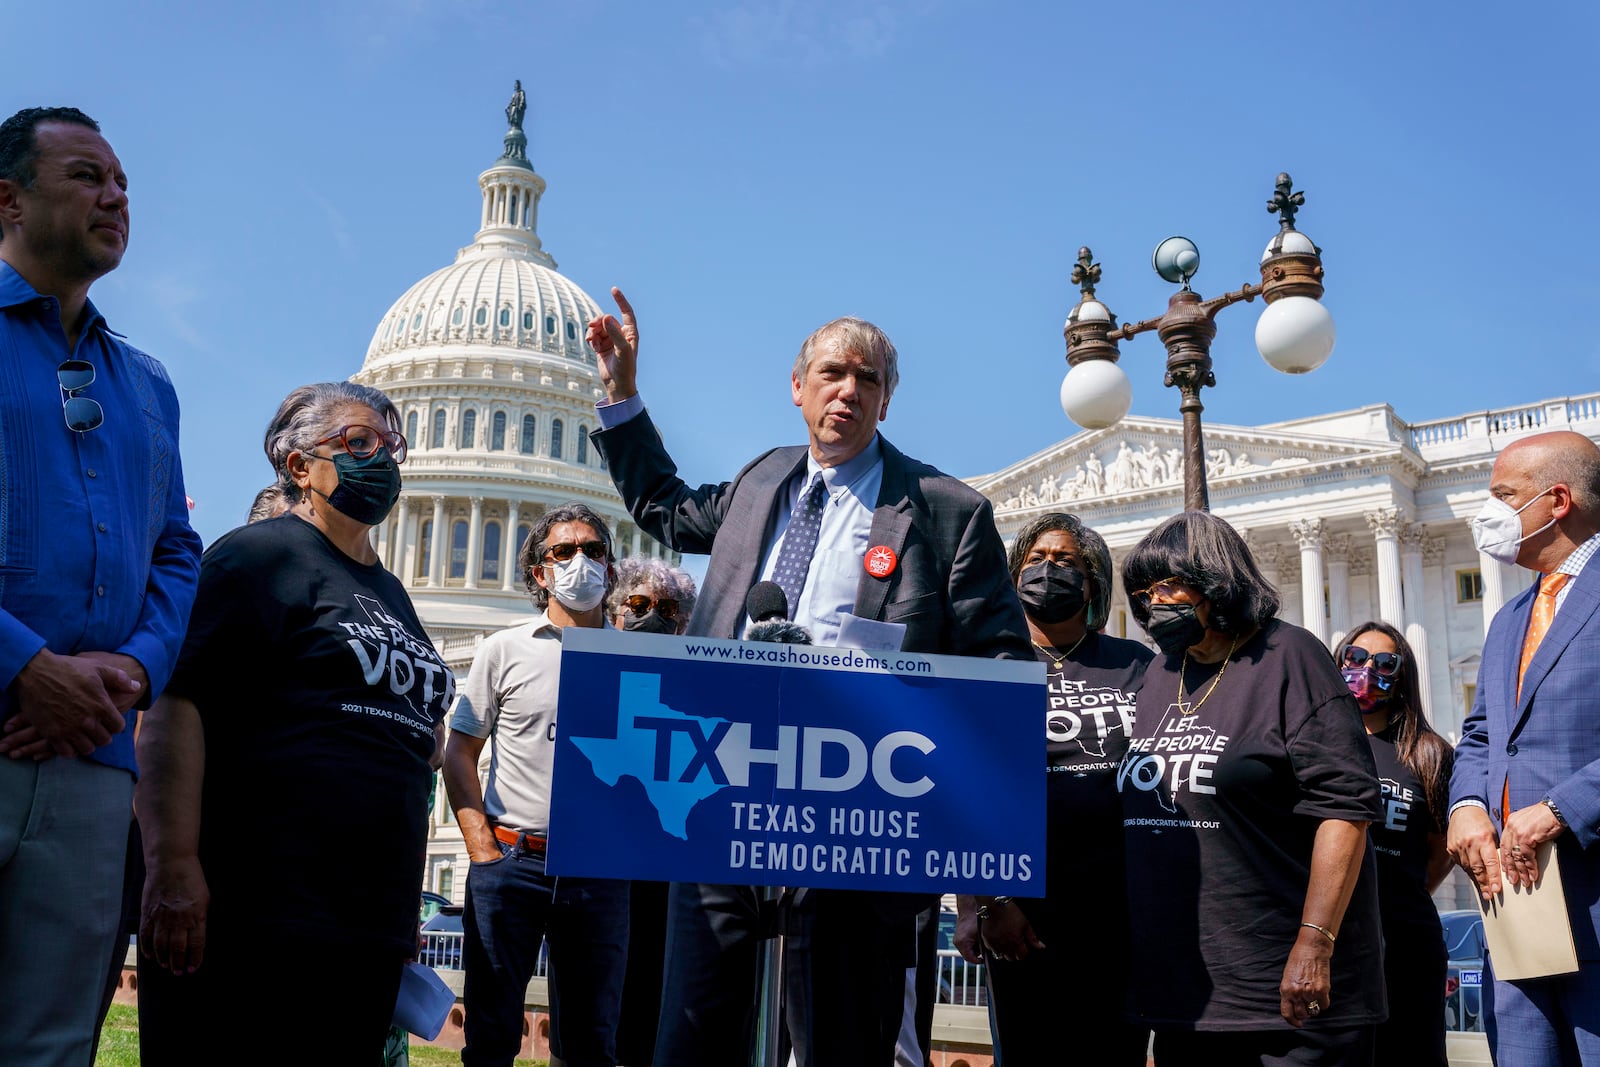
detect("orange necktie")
[1517,572,1571,700]
[1505,571,1570,818]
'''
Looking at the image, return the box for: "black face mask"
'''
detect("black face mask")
[623,610,676,635]
[317,450,402,526]
[1017,562,1087,625]
[1145,602,1206,655]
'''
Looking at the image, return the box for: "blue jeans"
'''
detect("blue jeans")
[461,842,629,1067]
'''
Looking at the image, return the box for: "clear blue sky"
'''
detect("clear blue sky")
[10,0,1598,547]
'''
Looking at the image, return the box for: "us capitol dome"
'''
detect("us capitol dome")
[353,82,675,668]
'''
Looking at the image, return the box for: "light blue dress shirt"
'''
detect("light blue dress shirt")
[595,394,883,644]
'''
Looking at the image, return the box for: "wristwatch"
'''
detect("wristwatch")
[1543,798,1569,828]
[976,896,1013,920]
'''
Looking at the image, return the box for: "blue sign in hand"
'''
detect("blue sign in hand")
[548,630,1046,895]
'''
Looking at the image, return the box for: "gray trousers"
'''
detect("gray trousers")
[0,755,133,1067]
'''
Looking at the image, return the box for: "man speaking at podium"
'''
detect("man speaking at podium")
[589,288,1030,1067]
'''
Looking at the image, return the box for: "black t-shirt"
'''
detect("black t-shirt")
[1028,631,1152,949]
[1368,725,1441,933]
[166,515,455,954]
[1119,619,1385,1030]
[1042,632,1153,873]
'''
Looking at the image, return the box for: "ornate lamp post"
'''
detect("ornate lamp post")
[1059,173,1336,511]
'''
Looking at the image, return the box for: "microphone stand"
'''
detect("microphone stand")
[743,584,807,1067]
[754,884,786,1067]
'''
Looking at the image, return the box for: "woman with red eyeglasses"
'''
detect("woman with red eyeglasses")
[1340,621,1453,1067]
[134,382,453,1062]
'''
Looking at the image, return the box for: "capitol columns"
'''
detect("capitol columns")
[502,501,521,592]
[465,497,485,589]
[1324,534,1352,648]
[391,494,413,574]
[1399,523,1432,718]
[1289,518,1329,645]
[1472,516,1509,635]
[1365,507,1406,627]
[428,496,448,587]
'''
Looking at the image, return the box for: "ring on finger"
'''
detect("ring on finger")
[1306,1001,1321,1016]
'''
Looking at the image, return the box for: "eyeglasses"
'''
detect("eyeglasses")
[1338,645,1404,677]
[58,360,103,433]
[542,541,609,564]
[312,424,408,464]
[623,595,679,621]
[1129,576,1192,612]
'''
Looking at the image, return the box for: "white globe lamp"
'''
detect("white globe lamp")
[1255,295,1336,374]
[1060,359,1132,429]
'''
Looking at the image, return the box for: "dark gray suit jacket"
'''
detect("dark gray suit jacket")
[593,410,1030,660]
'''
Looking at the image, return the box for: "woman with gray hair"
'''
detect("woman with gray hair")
[603,556,698,1065]
[955,512,1153,1065]
[607,557,698,635]
[135,382,453,1062]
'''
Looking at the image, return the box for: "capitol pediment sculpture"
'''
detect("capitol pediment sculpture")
[976,416,1410,516]
[990,436,1277,512]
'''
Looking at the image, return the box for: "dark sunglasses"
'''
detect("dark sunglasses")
[624,595,679,620]
[543,541,608,564]
[312,424,408,464]
[58,360,103,433]
[1338,645,1404,677]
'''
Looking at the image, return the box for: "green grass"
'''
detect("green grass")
[93,1005,140,1066]
[95,1005,546,1066]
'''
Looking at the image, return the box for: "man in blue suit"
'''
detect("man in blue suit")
[1449,429,1600,1065]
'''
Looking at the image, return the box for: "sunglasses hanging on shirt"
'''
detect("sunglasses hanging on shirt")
[58,360,103,433]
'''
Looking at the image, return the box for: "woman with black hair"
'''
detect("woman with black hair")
[1340,621,1453,1067]
[956,512,1152,1064]
[1119,511,1385,1066]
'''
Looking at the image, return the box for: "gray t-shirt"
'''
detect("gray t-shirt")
[450,612,611,832]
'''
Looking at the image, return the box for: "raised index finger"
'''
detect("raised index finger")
[611,286,636,325]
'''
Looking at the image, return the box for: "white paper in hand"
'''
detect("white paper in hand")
[1479,840,1579,981]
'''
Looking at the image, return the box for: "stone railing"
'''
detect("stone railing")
[1409,392,1600,453]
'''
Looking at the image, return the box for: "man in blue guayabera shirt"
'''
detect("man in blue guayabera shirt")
[0,105,201,1066]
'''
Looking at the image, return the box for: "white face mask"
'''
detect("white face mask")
[1470,486,1556,565]
[546,554,608,612]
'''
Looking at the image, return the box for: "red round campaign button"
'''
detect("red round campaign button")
[864,545,897,578]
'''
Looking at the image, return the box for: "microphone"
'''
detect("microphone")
[746,581,789,625]
[745,581,811,645]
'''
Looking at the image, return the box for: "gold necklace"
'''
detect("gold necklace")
[1032,631,1087,670]
[1176,636,1240,716]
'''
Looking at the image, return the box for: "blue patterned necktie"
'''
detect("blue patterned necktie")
[773,476,827,616]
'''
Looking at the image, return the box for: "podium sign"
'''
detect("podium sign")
[547,629,1046,895]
